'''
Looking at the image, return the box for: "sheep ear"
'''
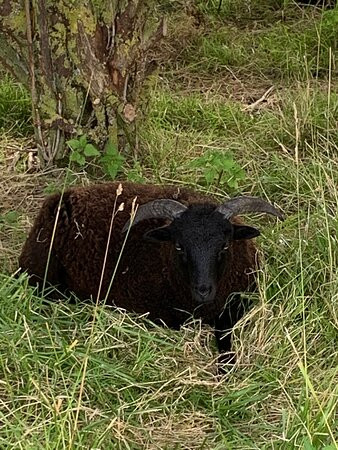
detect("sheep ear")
[232,225,260,240]
[143,226,172,242]
[50,193,71,227]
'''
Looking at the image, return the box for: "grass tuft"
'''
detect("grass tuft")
[0,74,32,135]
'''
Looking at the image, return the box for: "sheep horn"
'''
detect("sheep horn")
[122,199,187,232]
[216,196,284,220]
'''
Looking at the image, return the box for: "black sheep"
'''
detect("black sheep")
[19,182,283,365]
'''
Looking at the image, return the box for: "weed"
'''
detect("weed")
[67,134,101,166]
[0,210,20,229]
[100,139,126,179]
[189,149,245,190]
[67,136,126,180]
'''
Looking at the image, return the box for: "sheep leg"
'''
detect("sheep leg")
[214,294,249,367]
[214,322,236,367]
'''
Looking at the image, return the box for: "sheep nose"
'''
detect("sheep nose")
[196,285,212,298]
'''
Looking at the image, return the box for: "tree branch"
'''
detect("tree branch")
[25,0,47,162]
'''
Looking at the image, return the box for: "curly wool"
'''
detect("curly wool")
[19,182,258,329]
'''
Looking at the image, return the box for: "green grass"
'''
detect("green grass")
[188,22,335,79]
[139,84,338,192]
[1,0,338,448]
[1,170,337,448]
[166,1,337,82]
[0,74,32,134]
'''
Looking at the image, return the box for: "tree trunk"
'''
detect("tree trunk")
[0,0,165,166]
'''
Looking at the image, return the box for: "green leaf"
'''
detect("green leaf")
[107,164,118,179]
[221,159,235,170]
[189,149,245,190]
[70,151,86,166]
[303,438,315,450]
[235,168,246,180]
[66,139,81,150]
[101,147,126,179]
[0,210,19,224]
[43,183,59,195]
[84,144,100,157]
[204,169,216,184]
[189,155,209,168]
[105,140,118,155]
[70,151,79,161]
[227,178,238,189]
[79,135,87,147]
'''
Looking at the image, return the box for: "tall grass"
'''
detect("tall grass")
[0,74,31,134]
[1,149,337,447]
[0,0,337,448]
[165,0,337,83]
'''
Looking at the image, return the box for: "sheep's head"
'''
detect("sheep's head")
[123,196,283,304]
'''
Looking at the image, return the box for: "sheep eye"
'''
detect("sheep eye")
[175,243,183,252]
[218,245,229,260]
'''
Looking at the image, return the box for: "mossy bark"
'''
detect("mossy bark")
[0,0,164,166]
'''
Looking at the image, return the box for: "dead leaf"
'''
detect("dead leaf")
[123,103,136,123]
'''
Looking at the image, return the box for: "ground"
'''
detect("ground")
[0,1,337,448]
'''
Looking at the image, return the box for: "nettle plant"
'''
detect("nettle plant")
[67,135,100,166]
[99,140,126,179]
[67,136,125,180]
[0,211,20,230]
[190,149,245,190]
